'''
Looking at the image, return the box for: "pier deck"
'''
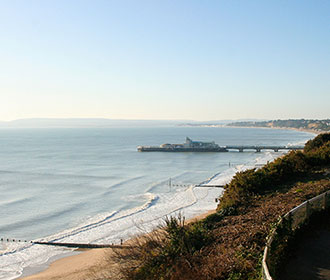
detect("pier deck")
[224,145,303,152]
[138,145,303,153]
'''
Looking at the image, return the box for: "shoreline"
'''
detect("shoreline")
[16,127,315,279]
[15,180,224,279]
[182,124,321,136]
[226,125,321,135]
[20,210,216,280]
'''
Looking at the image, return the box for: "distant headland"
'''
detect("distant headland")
[181,119,330,133]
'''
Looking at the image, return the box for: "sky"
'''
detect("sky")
[0,0,329,121]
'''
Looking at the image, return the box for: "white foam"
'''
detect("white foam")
[202,150,287,187]
[0,150,293,279]
[0,185,222,279]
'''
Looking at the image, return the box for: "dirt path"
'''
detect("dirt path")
[279,219,330,280]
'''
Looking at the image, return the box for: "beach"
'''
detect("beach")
[21,210,215,280]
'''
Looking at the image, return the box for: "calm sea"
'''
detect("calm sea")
[0,126,313,279]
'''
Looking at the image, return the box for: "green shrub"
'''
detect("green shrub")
[164,216,210,256]
[304,133,330,152]
[127,215,211,280]
[218,133,330,211]
[306,141,330,166]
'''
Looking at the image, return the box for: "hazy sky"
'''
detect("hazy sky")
[0,0,329,121]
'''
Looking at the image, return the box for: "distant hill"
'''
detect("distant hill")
[0,118,188,128]
[0,118,270,128]
[227,119,330,132]
[179,119,267,127]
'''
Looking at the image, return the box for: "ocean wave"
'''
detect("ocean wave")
[202,150,287,187]
[0,169,118,180]
[0,197,34,208]
[0,242,33,258]
[0,203,83,236]
[162,186,198,215]
[41,193,159,244]
[145,180,170,193]
[286,133,314,147]
[102,175,146,195]
[145,171,194,193]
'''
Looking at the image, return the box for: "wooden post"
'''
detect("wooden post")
[324,192,328,210]
[306,201,310,220]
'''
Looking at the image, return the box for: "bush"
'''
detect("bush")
[304,133,330,153]
[164,216,210,256]
[118,215,211,280]
[218,133,330,211]
[306,141,330,166]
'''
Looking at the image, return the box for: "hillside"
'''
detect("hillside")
[228,119,330,132]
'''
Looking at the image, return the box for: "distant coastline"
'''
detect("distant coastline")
[226,125,320,135]
[180,123,320,135]
[180,119,329,135]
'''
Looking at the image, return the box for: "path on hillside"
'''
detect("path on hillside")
[279,214,330,280]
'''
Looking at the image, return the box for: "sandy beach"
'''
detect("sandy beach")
[20,210,216,280]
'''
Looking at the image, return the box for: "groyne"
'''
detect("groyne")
[0,239,131,249]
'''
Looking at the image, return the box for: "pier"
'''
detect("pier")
[138,137,304,153]
[224,145,303,153]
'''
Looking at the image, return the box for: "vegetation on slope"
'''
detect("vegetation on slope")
[112,216,211,280]
[106,133,330,280]
[218,133,330,212]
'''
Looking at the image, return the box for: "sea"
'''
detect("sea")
[0,126,314,279]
